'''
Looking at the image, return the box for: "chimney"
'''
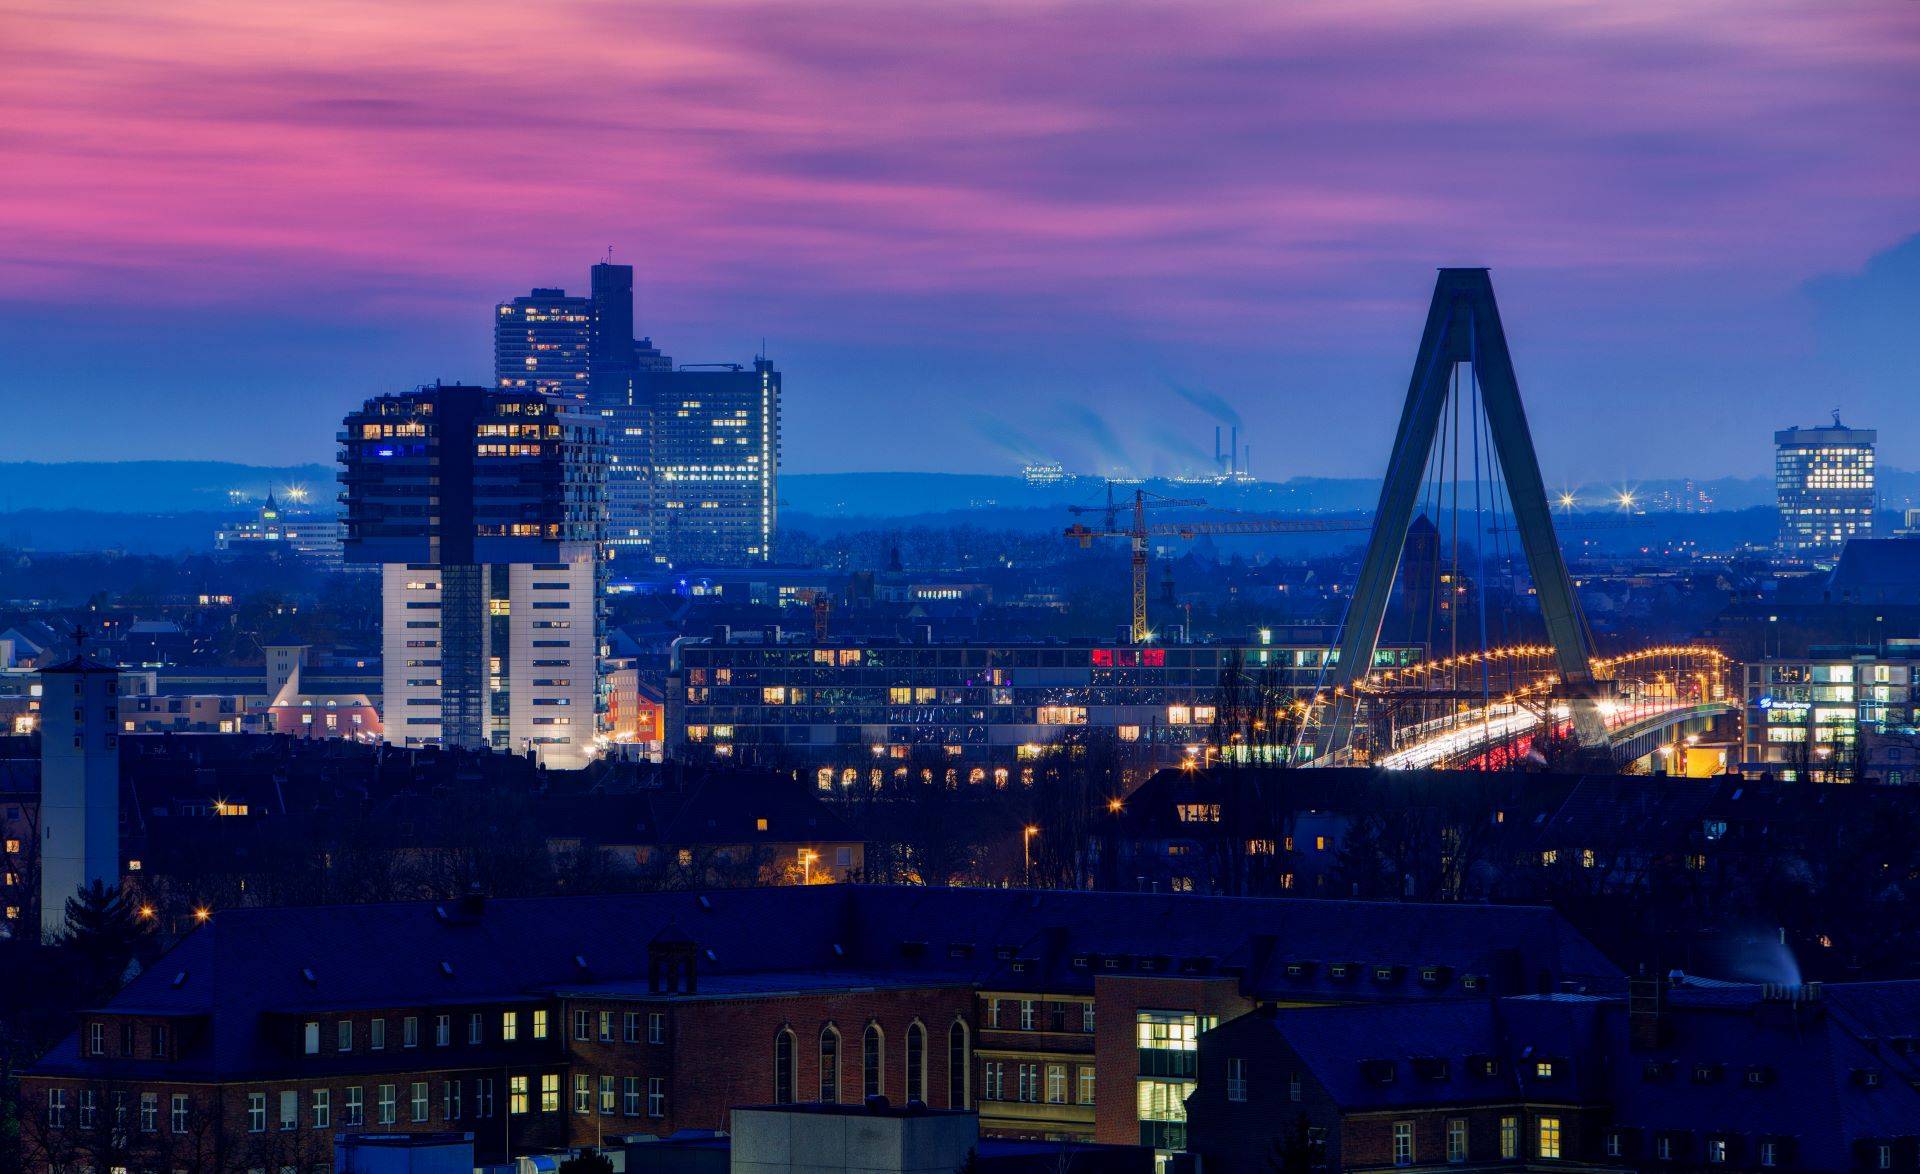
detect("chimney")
[1241,933,1277,995]
[1230,426,1238,477]
[1628,976,1666,1050]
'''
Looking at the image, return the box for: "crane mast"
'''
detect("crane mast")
[1064,485,1371,644]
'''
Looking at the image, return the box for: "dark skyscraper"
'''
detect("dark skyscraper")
[494,289,592,398]
[589,261,636,384]
[341,384,605,767]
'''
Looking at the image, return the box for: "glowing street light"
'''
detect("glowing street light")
[1023,825,1039,888]
[799,849,818,884]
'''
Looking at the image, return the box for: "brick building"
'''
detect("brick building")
[1187,978,1920,1173]
[20,886,1617,1171]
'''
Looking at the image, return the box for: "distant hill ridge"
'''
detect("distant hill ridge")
[8,460,1912,519]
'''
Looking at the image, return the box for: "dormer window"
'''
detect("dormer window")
[1692,1063,1722,1084]
[1412,1057,1449,1082]
[1534,1061,1554,1080]
[1461,975,1482,992]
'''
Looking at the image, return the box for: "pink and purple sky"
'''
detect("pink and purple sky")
[2,0,1916,480]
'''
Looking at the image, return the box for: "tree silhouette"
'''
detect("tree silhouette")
[59,880,148,1000]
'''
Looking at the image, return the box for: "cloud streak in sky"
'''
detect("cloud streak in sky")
[0,0,1914,475]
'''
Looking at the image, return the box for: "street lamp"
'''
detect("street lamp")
[1023,825,1039,888]
[799,849,818,884]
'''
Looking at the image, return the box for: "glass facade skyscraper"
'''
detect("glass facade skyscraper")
[642,358,782,566]
[498,260,781,570]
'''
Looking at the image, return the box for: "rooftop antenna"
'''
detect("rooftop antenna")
[1832,408,1843,427]
[605,244,615,264]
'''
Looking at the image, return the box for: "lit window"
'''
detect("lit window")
[1538,1116,1562,1160]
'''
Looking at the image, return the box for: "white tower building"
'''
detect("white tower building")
[38,654,121,941]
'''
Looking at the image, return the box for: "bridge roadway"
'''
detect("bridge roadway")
[1368,695,1732,770]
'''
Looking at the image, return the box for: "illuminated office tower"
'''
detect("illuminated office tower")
[645,357,782,566]
[341,384,605,768]
[495,288,592,398]
[1776,416,1876,561]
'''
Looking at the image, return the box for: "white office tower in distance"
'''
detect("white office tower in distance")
[1776,416,1876,562]
[38,654,121,941]
[341,385,606,769]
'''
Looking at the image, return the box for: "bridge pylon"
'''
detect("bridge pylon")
[1311,269,1608,760]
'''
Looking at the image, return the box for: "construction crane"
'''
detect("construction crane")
[1065,486,1371,643]
[793,588,832,641]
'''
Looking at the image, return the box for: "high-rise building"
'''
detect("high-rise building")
[1776,416,1876,561]
[500,260,781,569]
[494,288,592,398]
[642,358,782,566]
[340,384,605,768]
[37,653,121,940]
[579,261,676,566]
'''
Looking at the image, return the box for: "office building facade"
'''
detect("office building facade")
[340,385,605,768]
[1739,642,1920,781]
[500,261,781,569]
[666,636,1422,787]
[1776,418,1876,560]
[642,359,782,566]
[495,289,592,398]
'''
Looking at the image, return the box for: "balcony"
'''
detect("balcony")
[1139,1048,1197,1078]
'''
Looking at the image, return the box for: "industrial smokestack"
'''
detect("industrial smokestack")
[1230,426,1239,477]
[1214,426,1222,474]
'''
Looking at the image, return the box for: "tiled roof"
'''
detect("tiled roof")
[33,886,1618,1080]
[1243,980,1920,1163]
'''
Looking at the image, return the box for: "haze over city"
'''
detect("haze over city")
[3,0,1916,479]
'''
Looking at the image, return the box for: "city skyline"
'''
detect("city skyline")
[1,0,1915,481]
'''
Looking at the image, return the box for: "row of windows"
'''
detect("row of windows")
[573,1008,667,1044]
[985,997,1094,1032]
[572,1073,667,1117]
[772,1022,968,1108]
[1387,1114,1557,1165]
[300,1008,548,1055]
[980,1060,1095,1105]
[46,1078,511,1133]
